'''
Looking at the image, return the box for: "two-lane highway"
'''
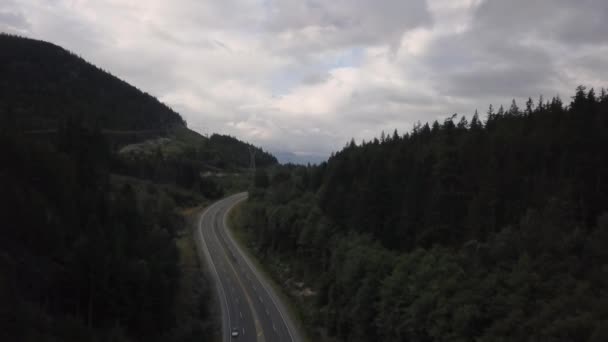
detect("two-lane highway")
[196,193,301,342]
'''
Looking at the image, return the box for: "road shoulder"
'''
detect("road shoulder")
[188,204,223,342]
[225,198,308,342]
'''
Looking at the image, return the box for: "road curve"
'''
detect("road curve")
[196,193,301,342]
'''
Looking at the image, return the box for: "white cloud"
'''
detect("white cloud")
[1,0,607,159]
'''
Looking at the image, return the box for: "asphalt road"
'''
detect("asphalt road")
[197,193,301,342]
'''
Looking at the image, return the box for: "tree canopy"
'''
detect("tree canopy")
[235,86,608,342]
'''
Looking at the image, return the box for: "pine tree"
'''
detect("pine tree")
[508,99,520,116]
[470,110,482,130]
[497,105,505,116]
[572,85,587,109]
[457,116,469,129]
[525,97,534,116]
[537,95,545,112]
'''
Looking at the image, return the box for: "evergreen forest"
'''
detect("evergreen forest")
[234,86,608,342]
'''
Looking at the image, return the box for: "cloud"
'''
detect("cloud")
[0,0,30,32]
[3,0,607,158]
[428,36,562,98]
[0,11,29,31]
[265,0,431,52]
[473,0,608,46]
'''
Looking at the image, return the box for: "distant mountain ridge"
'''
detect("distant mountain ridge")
[272,150,328,165]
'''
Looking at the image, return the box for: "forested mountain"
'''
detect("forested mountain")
[235,86,608,341]
[0,33,183,131]
[0,33,277,170]
[0,34,275,341]
[206,134,277,168]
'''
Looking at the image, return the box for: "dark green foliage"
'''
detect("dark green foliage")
[319,89,608,249]
[0,124,189,341]
[206,134,277,168]
[254,169,270,188]
[237,87,608,341]
[198,177,225,199]
[113,132,276,190]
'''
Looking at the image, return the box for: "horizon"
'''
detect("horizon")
[2,0,606,159]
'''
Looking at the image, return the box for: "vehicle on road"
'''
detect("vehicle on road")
[231,327,240,338]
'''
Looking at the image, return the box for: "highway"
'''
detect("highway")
[196,193,300,342]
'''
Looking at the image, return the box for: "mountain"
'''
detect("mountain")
[0,33,277,170]
[0,33,183,131]
[272,150,328,165]
[205,134,277,168]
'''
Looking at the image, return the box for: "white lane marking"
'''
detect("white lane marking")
[198,200,232,342]
[258,295,263,303]
[265,308,270,316]
[273,324,277,332]
[243,327,245,335]
[214,195,270,341]
[221,194,298,342]
[239,311,243,319]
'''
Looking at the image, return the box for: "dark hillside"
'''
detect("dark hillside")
[206,134,277,168]
[0,33,184,131]
[1,34,277,185]
[0,34,277,170]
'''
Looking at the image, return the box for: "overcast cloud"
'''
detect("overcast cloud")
[1,0,607,160]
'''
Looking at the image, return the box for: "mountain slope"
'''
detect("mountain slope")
[0,33,277,170]
[0,33,184,131]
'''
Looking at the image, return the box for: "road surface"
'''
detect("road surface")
[196,193,301,342]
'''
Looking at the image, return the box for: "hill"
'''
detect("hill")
[0,33,277,170]
[0,33,183,131]
[0,34,275,341]
[235,87,608,341]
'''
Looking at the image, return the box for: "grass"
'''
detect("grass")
[226,201,312,342]
[174,205,221,342]
[174,234,199,318]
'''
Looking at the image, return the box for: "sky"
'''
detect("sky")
[1,0,607,161]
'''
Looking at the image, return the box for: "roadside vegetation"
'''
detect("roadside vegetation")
[228,201,311,342]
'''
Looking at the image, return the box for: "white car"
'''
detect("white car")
[231,327,240,338]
